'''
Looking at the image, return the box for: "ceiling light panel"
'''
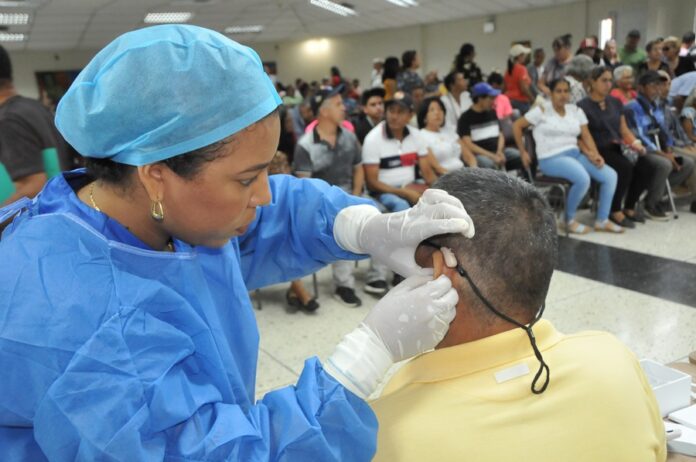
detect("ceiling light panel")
[385,0,418,6]
[309,0,357,17]
[0,32,25,41]
[224,25,263,34]
[143,12,193,24]
[0,13,29,25]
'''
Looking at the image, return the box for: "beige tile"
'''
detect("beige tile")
[545,282,696,364]
[255,349,298,400]
[571,208,696,262]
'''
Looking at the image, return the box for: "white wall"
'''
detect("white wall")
[9,50,99,99]
[5,0,693,99]
[252,0,658,88]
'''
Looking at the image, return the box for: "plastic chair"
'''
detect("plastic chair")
[523,130,571,236]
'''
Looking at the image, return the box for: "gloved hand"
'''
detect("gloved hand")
[324,270,458,399]
[334,189,474,277]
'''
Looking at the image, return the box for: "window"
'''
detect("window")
[599,17,614,48]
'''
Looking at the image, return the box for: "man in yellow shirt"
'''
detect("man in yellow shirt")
[370,168,666,462]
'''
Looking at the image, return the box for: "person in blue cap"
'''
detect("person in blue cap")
[0,25,474,461]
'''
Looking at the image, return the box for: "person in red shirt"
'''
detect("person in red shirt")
[504,44,534,114]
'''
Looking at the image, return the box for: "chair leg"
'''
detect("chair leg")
[254,289,262,310]
[312,273,319,298]
[558,185,569,237]
[665,179,679,219]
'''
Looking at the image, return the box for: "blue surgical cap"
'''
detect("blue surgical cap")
[55,25,282,166]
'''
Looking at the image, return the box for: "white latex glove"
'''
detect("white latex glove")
[324,270,458,399]
[334,189,475,277]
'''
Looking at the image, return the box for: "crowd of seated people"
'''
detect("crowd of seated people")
[269,27,696,310]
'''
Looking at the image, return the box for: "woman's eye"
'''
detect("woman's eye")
[239,176,258,187]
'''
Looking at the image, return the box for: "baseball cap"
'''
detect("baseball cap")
[361,87,386,105]
[471,82,501,98]
[310,84,344,114]
[385,91,414,111]
[509,44,531,58]
[579,37,598,49]
[638,70,667,86]
[372,57,384,64]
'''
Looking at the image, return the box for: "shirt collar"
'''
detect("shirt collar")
[35,169,194,252]
[383,121,410,140]
[389,320,562,384]
[637,93,656,110]
[312,124,342,144]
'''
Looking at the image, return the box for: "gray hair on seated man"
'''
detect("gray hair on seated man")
[566,54,595,81]
[415,168,557,344]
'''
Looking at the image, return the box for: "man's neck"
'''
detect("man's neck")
[388,125,405,140]
[472,102,486,113]
[450,88,463,101]
[316,118,338,143]
[0,85,17,105]
[367,115,380,126]
[437,310,515,349]
[436,301,535,349]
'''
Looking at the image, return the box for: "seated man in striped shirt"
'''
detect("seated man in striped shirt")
[362,91,436,213]
[457,82,522,171]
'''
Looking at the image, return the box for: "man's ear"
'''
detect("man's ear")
[415,245,445,279]
[432,250,444,279]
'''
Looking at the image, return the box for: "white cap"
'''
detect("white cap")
[372,57,384,64]
[509,44,532,58]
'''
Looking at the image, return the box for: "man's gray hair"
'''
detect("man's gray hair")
[428,169,557,320]
[613,64,633,82]
[566,55,595,80]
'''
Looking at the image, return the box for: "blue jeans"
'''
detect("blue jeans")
[476,148,521,170]
[538,148,617,221]
[378,193,411,212]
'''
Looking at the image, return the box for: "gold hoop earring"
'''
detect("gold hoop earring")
[151,200,165,222]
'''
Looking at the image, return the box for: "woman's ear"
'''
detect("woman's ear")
[136,164,166,202]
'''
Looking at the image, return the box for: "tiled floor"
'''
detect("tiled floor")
[253,202,696,399]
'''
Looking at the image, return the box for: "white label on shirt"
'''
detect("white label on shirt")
[494,363,530,384]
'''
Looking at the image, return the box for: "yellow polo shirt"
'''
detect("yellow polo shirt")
[371,320,666,462]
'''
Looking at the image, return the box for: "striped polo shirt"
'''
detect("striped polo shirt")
[362,121,428,188]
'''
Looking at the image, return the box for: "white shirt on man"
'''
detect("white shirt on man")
[418,127,464,171]
[524,102,588,160]
[441,91,473,131]
[362,121,428,188]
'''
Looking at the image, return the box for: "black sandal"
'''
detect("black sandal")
[286,290,320,313]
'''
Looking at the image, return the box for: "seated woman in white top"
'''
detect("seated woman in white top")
[417,97,477,176]
[513,78,622,234]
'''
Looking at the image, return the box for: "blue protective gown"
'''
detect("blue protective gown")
[0,170,377,461]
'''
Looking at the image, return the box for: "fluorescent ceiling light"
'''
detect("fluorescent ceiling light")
[144,12,193,24]
[224,25,263,34]
[385,0,418,6]
[0,32,25,41]
[309,0,357,17]
[0,0,38,6]
[0,13,29,25]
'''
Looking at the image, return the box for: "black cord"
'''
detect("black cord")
[421,239,550,394]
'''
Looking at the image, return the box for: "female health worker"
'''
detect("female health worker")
[0,25,474,461]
